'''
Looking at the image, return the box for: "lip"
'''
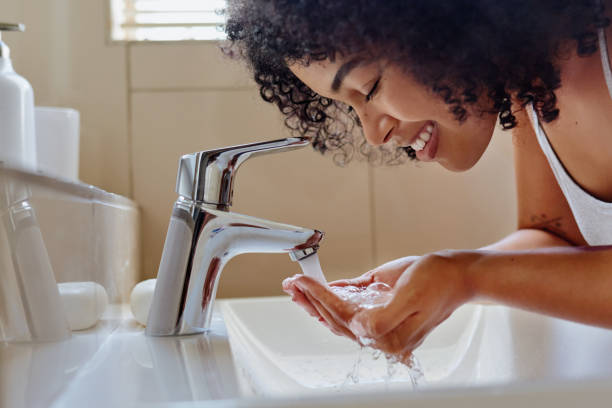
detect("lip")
[411,121,439,162]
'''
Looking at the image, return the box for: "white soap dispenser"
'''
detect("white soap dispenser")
[0,23,37,170]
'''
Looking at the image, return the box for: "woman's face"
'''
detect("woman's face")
[289,58,498,171]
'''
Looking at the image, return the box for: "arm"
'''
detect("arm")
[294,111,612,360]
[484,109,587,251]
[468,245,612,328]
[348,111,612,341]
[467,112,612,326]
[467,110,610,324]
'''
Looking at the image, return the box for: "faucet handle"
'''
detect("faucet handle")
[176,137,309,208]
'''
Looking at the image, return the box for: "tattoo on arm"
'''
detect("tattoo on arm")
[528,213,575,244]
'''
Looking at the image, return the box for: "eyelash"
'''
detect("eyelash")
[346,75,381,128]
[347,106,362,127]
[365,77,381,101]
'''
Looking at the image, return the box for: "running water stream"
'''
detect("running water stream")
[297,254,425,390]
[297,253,327,285]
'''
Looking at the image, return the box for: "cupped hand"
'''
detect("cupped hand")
[284,250,479,363]
[282,255,420,334]
[348,251,478,362]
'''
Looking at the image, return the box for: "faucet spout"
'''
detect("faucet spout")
[146,137,323,336]
[146,197,323,336]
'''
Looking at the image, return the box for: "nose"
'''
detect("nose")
[354,105,395,146]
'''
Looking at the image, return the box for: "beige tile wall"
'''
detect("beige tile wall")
[1,1,517,298]
[129,44,374,297]
[373,128,516,264]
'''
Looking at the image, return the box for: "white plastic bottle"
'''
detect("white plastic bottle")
[0,23,37,170]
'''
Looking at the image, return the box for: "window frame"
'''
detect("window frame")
[108,0,227,43]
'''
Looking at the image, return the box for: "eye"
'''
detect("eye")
[347,106,362,128]
[365,77,381,101]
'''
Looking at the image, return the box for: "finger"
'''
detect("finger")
[295,276,359,323]
[304,291,356,340]
[282,274,302,292]
[282,276,321,318]
[394,326,430,367]
[349,287,420,339]
[292,289,321,318]
[365,313,427,356]
[329,272,374,288]
[370,268,404,287]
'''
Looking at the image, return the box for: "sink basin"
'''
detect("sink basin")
[3,294,612,407]
[219,296,612,397]
[220,297,483,396]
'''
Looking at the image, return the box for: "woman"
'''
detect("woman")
[224,0,612,364]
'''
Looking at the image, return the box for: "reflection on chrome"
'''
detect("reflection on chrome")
[0,167,70,342]
[146,138,324,336]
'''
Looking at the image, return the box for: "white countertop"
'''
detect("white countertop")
[3,300,612,408]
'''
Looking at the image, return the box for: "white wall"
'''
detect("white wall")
[0,1,517,297]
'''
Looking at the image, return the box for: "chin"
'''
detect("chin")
[438,157,479,172]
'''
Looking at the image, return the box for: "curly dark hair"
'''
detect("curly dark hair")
[223,0,609,165]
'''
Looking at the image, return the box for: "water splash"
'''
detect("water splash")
[331,282,393,308]
[341,347,425,391]
[342,346,364,386]
[296,256,425,390]
[385,352,425,390]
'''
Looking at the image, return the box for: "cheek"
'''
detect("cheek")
[383,87,456,123]
[381,69,452,121]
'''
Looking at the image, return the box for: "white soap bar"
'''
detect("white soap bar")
[58,282,109,331]
[130,279,156,327]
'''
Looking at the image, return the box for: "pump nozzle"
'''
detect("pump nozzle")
[0,23,25,58]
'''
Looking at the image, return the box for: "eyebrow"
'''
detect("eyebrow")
[331,58,363,92]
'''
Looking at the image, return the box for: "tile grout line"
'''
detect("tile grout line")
[125,42,135,199]
[124,43,145,281]
[368,164,379,269]
[130,86,257,93]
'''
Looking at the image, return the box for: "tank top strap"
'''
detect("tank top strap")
[597,26,612,101]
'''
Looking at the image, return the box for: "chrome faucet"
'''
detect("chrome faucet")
[146,137,323,336]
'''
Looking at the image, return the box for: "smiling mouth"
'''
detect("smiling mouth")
[407,122,434,152]
[398,121,438,161]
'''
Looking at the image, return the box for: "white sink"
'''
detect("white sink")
[2,162,612,408]
[3,295,612,407]
[219,296,612,397]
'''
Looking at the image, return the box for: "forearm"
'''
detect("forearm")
[481,228,574,251]
[466,245,612,328]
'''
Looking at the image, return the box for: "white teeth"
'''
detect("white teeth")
[410,139,425,151]
[409,124,434,151]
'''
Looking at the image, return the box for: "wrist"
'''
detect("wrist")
[460,249,491,303]
[425,249,484,304]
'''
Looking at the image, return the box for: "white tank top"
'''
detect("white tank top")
[525,27,612,245]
